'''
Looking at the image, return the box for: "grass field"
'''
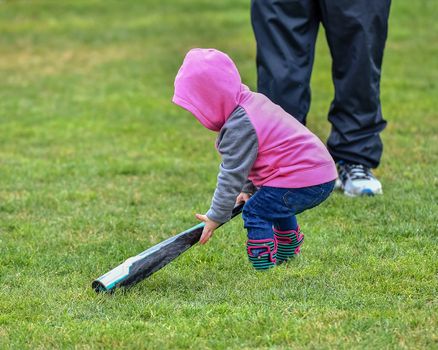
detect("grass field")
[1,0,437,348]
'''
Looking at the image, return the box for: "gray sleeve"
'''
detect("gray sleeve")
[206,107,258,223]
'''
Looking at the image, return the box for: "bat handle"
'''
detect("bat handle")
[217,203,244,228]
[231,202,244,217]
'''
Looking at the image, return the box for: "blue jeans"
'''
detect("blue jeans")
[242,180,335,240]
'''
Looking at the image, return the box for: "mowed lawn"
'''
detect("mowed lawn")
[0,0,437,348]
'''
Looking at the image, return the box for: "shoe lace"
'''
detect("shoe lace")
[343,164,373,181]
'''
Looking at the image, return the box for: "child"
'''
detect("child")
[172,48,337,270]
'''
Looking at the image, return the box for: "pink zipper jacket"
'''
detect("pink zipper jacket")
[173,49,337,223]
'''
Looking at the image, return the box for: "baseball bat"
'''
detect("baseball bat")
[92,203,244,293]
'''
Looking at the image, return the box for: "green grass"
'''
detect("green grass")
[1,0,437,348]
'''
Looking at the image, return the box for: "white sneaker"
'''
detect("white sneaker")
[337,162,383,197]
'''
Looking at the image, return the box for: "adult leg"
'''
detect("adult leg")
[319,0,391,168]
[251,0,320,123]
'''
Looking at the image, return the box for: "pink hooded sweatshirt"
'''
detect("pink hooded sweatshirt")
[173,49,337,223]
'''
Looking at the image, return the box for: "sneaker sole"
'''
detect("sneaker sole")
[343,188,383,197]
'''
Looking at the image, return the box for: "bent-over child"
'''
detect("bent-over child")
[172,48,337,270]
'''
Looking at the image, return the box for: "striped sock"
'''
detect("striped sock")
[246,238,277,270]
[273,226,304,264]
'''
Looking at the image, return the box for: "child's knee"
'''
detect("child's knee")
[243,203,273,239]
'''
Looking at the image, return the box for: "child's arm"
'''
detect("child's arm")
[196,108,258,243]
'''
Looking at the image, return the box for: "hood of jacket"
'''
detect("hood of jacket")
[172,48,246,132]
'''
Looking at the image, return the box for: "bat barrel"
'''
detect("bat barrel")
[92,224,206,293]
[92,204,244,293]
[92,255,138,293]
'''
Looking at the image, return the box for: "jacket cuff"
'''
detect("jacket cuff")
[241,180,257,194]
[206,208,230,225]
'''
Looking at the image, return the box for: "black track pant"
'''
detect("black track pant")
[251,0,391,168]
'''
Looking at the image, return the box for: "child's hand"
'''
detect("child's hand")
[236,192,251,204]
[195,214,220,245]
